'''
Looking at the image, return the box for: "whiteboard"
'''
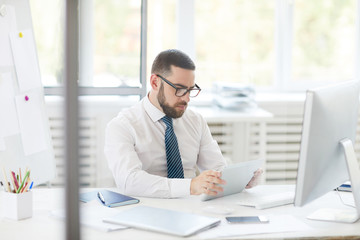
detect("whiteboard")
[0,0,56,185]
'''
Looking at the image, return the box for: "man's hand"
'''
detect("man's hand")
[245,168,263,189]
[190,170,226,196]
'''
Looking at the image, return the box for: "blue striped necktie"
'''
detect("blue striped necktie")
[162,116,184,178]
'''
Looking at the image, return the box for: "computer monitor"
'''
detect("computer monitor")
[294,80,360,223]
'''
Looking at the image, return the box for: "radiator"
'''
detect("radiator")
[49,116,98,187]
[260,102,360,184]
[207,122,262,164]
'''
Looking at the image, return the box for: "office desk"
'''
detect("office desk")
[1,185,359,240]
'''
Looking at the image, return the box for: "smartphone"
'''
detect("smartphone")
[225,216,269,224]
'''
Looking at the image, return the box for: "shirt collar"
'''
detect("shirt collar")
[143,94,165,122]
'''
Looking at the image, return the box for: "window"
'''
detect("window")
[292,0,357,84]
[92,0,141,88]
[147,0,176,77]
[30,0,360,96]
[30,0,64,87]
[194,0,275,89]
[30,0,145,97]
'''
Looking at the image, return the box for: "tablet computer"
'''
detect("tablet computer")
[201,159,263,201]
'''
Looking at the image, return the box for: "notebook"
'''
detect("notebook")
[201,159,263,201]
[80,189,139,207]
[103,205,221,237]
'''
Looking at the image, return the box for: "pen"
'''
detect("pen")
[23,178,31,192]
[17,170,30,193]
[11,171,19,191]
[21,181,28,193]
[19,168,22,184]
[10,172,17,192]
[97,191,106,205]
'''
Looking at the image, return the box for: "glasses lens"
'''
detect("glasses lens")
[189,89,200,97]
[175,88,201,97]
[176,88,188,97]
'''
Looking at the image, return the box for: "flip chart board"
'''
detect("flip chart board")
[0,0,56,185]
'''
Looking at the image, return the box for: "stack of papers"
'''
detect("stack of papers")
[212,82,257,110]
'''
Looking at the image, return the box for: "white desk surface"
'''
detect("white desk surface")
[1,185,359,240]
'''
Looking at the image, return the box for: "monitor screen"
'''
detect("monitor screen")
[294,80,360,222]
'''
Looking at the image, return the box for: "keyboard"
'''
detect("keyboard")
[236,191,295,210]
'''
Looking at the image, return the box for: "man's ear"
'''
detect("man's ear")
[150,74,160,91]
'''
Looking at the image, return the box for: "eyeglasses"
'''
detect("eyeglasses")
[156,74,201,97]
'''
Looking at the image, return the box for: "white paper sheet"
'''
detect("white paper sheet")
[15,90,47,156]
[198,214,314,239]
[0,5,17,67]
[51,200,128,232]
[0,138,5,151]
[0,72,20,138]
[9,29,42,92]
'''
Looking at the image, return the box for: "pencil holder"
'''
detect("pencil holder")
[2,191,33,220]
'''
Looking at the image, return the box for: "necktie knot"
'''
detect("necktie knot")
[162,116,173,128]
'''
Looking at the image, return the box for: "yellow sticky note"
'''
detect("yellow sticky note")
[19,32,23,38]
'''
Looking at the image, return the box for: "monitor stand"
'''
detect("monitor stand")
[306,138,360,223]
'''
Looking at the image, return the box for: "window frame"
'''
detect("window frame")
[43,0,148,98]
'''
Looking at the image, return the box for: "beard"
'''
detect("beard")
[157,83,187,118]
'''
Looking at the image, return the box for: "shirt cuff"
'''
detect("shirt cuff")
[169,178,192,198]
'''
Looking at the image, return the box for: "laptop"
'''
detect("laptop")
[201,159,263,201]
[103,205,220,237]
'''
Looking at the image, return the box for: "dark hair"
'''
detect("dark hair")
[151,49,195,77]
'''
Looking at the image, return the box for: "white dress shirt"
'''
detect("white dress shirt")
[104,96,226,198]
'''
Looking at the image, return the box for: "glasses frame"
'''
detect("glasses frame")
[156,74,201,97]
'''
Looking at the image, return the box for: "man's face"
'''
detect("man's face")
[157,66,195,118]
